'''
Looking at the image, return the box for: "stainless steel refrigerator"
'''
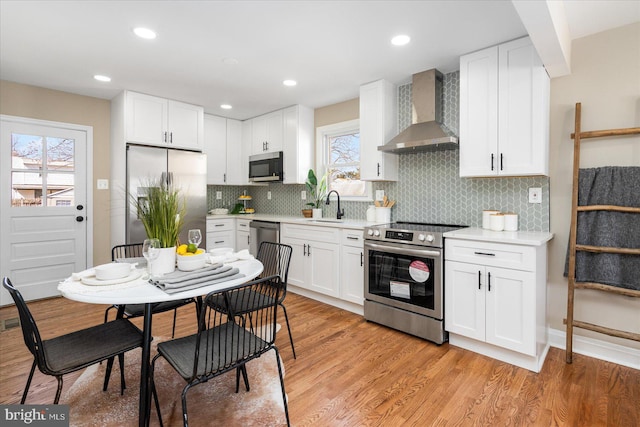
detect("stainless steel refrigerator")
[126,144,207,248]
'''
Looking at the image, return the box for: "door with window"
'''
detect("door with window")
[0,116,89,304]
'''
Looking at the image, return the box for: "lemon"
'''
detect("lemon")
[187,243,198,253]
[177,244,188,255]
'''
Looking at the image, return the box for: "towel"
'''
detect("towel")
[564,166,640,291]
[151,263,244,294]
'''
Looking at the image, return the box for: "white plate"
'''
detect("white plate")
[81,269,143,286]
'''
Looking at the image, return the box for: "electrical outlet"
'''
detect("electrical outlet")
[375,190,385,201]
[529,187,542,203]
[301,190,306,200]
[267,191,272,200]
[216,191,222,200]
[96,179,109,190]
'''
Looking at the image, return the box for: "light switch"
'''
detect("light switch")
[216,191,222,200]
[375,190,384,201]
[267,191,272,200]
[97,179,109,190]
[301,191,306,200]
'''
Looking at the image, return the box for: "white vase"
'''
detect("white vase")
[312,208,322,219]
[151,246,176,276]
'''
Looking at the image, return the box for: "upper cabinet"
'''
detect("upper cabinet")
[250,109,284,155]
[124,91,204,151]
[359,79,398,181]
[282,105,313,184]
[243,105,313,184]
[203,114,246,185]
[459,37,549,177]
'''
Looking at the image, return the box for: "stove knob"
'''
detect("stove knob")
[426,234,435,242]
[373,230,380,237]
[418,234,426,241]
[367,229,374,236]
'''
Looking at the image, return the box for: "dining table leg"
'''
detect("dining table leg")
[139,302,153,427]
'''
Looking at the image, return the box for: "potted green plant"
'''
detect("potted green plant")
[133,179,185,275]
[305,169,328,219]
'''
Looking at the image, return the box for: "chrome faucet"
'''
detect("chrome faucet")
[325,190,344,220]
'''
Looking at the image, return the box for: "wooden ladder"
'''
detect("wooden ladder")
[565,102,640,363]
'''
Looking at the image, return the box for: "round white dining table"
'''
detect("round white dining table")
[59,258,263,427]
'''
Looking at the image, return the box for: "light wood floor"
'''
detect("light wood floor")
[1,292,638,426]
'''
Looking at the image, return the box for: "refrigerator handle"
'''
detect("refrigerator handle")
[167,172,173,186]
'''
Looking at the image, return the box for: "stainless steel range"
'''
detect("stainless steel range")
[363,222,467,344]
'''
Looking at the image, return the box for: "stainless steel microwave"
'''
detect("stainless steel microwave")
[249,151,284,182]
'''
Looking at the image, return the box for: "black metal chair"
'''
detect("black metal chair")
[104,243,198,338]
[208,241,296,358]
[3,277,144,404]
[150,275,290,427]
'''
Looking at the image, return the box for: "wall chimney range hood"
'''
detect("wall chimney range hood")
[379,69,458,153]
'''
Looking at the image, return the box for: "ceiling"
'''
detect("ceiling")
[1,1,638,121]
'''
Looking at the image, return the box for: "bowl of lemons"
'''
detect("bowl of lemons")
[176,244,207,271]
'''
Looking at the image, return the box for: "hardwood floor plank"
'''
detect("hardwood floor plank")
[1,292,638,426]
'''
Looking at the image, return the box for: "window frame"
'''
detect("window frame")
[315,119,372,202]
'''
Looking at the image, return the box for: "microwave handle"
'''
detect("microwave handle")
[364,241,441,259]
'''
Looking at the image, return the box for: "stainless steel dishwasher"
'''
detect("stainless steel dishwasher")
[249,220,280,256]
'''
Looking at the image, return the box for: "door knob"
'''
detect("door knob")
[76,216,84,222]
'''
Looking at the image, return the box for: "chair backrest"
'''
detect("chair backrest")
[111,243,144,261]
[195,275,282,381]
[256,241,292,300]
[2,277,48,372]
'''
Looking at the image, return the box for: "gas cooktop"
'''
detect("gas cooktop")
[364,221,468,248]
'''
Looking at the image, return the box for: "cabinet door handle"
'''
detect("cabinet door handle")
[474,251,495,257]
[303,244,306,256]
[347,236,359,240]
[247,235,250,244]
[223,173,226,183]
[500,153,503,171]
[491,153,495,171]
[215,240,224,244]
[478,270,482,290]
[169,132,173,143]
[266,141,269,151]
[360,252,364,267]
[377,163,381,176]
[488,272,491,291]
[307,244,311,256]
[215,224,224,227]
[163,131,167,142]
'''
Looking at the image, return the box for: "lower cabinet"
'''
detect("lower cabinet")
[444,236,549,372]
[206,218,235,250]
[340,229,364,304]
[236,219,251,252]
[281,224,340,298]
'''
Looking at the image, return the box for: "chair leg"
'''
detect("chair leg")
[234,366,250,393]
[150,356,164,427]
[53,376,64,404]
[118,353,126,395]
[273,348,290,427]
[21,360,37,404]
[103,356,116,391]
[280,303,297,359]
[181,383,194,427]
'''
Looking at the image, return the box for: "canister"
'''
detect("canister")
[503,212,518,231]
[482,210,500,229]
[489,213,505,231]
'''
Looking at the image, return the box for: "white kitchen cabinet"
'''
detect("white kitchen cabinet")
[206,218,235,250]
[282,105,313,184]
[204,115,246,185]
[359,79,398,181]
[235,218,251,252]
[340,229,364,305]
[281,223,340,298]
[444,236,549,372]
[459,36,549,177]
[125,91,203,151]
[250,110,283,155]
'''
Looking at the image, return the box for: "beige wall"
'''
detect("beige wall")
[314,97,359,129]
[548,23,640,349]
[0,80,112,266]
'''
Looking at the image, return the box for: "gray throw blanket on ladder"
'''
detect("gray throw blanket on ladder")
[564,166,640,291]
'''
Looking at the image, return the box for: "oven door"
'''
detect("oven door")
[364,240,443,319]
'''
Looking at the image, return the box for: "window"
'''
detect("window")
[316,119,371,200]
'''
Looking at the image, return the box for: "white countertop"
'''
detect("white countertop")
[443,227,554,246]
[207,213,377,230]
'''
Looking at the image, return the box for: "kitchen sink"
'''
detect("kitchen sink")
[305,218,344,224]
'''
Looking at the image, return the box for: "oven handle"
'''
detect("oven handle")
[364,241,441,258]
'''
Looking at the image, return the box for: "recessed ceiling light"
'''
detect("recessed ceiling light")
[283,80,297,87]
[94,75,111,82]
[133,27,157,40]
[391,34,411,46]
[220,104,232,110]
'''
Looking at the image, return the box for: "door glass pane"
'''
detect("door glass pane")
[47,137,74,171]
[12,133,43,170]
[11,172,43,206]
[46,173,74,206]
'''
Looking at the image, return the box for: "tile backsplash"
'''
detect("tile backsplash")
[208,71,550,231]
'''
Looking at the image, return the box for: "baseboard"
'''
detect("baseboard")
[548,327,640,370]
